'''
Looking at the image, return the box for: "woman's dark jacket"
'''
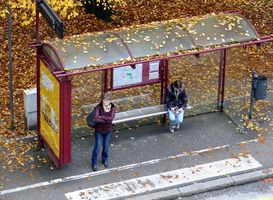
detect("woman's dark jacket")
[94,102,116,134]
[166,84,188,110]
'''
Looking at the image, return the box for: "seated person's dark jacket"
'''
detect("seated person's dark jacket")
[166,84,188,110]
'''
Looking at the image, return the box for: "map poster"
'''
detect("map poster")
[113,64,143,88]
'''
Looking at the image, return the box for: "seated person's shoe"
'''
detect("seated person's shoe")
[92,165,98,171]
[176,123,180,129]
[102,161,109,168]
[169,121,174,133]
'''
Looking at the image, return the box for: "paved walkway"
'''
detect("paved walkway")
[1,93,273,199]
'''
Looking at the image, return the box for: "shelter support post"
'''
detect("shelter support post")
[59,78,72,167]
[162,59,169,124]
[219,49,227,111]
[100,69,107,100]
[37,58,42,149]
[249,71,256,120]
[35,0,40,44]
[218,50,223,111]
[36,0,42,148]
[160,60,165,105]
[104,69,108,93]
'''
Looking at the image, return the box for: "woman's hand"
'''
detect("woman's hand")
[178,108,183,113]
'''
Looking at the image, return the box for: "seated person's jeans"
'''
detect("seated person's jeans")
[168,109,184,126]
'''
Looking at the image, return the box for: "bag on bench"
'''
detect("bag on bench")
[87,110,96,128]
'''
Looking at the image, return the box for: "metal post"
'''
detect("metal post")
[160,60,164,104]
[217,50,223,111]
[8,3,14,130]
[162,59,169,125]
[36,0,40,44]
[220,49,227,111]
[104,69,108,93]
[36,0,42,148]
[249,71,257,119]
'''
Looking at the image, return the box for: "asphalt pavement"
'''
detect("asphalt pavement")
[1,97,273,199]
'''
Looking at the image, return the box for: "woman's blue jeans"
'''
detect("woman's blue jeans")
[168,109,184,126]
[92,131,112,166]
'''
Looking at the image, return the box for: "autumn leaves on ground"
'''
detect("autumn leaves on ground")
[0,0,273,181]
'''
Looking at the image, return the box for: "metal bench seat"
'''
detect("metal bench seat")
[113,104,192,124]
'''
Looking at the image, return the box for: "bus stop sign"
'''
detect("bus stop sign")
[37,0,64,39]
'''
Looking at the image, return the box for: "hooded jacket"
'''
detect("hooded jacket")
[94,102,116,134]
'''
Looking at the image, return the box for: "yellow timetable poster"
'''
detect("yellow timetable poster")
[40,61,60,158]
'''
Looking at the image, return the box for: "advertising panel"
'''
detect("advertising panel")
[40,60,60,158]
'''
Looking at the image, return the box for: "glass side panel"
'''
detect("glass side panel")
[169,51,221,116]
[184,13,258,47]
[224,47,251,131]
[71,70,163,137]
[224,43,273,132]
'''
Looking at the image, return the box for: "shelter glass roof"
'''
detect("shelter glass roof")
[185,13,258,47]
[44,12,259,71]
[116,22,195,58]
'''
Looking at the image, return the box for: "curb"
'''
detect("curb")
[129,167,273,200]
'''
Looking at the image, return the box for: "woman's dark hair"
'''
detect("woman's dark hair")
[173,80,182,89]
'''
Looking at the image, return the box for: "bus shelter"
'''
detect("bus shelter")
[35,11,273,168]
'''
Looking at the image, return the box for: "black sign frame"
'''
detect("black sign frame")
[37,0,64,39]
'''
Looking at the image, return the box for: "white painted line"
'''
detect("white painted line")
[0,140,258,196]
[0,144,230,195]
[65,154,262,200]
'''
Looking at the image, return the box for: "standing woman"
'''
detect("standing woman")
[165,80,188,133]
[91,92,116,171]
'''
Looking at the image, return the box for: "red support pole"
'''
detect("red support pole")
[164,59,169,103]
[36,1,42,148]
[162,59,169,125]
[220,49,227,111]
[36,1,40,44]
[218,51,223,111]
[37,56,42,148]
[104,69,108,93]
[60,78,72,166]
[160,60,164,105]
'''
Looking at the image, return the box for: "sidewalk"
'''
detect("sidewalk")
[131,165,273,200]
[130,92,273,199]
[1,97,273,199]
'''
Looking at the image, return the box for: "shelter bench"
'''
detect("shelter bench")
[82,98,192,125]
[82,93,192,124]
[113,104,192,124]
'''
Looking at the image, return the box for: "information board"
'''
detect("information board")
[113,64,143,88]
[112,61,161,89]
